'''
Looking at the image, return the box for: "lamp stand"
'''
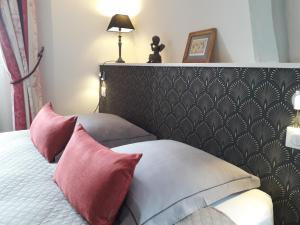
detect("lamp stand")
[116,30,125,63]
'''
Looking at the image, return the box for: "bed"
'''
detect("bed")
[0,128,273,225]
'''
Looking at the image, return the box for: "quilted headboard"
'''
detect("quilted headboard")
[100,64,300,225]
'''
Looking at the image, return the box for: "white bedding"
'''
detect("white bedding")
[212,189,274,225]
[0,131,273,225]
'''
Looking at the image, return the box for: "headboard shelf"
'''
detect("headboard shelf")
[102,62,300,69]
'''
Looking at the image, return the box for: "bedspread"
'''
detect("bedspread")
[0,130,88,225]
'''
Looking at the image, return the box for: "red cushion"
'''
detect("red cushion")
[30,103,77,162]
[54,125,142,225]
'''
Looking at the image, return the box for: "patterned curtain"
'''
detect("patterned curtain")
[0,0,43,130]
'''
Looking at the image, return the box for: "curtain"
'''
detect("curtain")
[0,0,42,130]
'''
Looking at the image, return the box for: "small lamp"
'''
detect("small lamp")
[107,14,135,63]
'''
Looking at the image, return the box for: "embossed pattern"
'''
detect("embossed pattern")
[0,130,88,225]
[100,65,300,225]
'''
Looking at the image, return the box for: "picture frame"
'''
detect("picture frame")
[183,28,217,63]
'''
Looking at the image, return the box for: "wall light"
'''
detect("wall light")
[292,90,300,110]
[286,90,300,150]
[292,90,300,128]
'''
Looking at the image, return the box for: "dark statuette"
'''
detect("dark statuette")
[147,36,165,63]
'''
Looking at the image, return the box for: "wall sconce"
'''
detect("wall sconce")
[99,71,106,81]
[292,90,300,127]
[292,90,300,109]
[107,14,135,63]
[286,90,300,150]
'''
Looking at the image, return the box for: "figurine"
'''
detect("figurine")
[147,36,165,63]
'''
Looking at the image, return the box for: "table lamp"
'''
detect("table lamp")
[107,14,135,63]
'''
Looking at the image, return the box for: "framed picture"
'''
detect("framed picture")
[183,28,217,63]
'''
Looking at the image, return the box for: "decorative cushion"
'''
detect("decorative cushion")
[113,140,260,225]
[77,113,156,147]
[54,125,142,225]
[30,103,77,162]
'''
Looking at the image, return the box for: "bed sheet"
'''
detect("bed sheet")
[212,189,274,225]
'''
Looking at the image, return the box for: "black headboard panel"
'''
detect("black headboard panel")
[99,66,155,132]
[100,65,300,225]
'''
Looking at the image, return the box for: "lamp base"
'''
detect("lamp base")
[116,58,125,63]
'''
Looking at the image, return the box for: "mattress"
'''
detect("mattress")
[211,189,274,225]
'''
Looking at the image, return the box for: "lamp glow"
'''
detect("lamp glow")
[96,0,141,17]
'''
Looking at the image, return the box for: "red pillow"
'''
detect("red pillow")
[54,125,142,225]
[30,103,77,162]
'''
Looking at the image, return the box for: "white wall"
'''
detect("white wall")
[286,0,300,62]
[0,50,13,132]
[133,0,255,63]
[37,0,136,115]
[248,0,279,62]
[36,0,55,107]
[272,0,289,62]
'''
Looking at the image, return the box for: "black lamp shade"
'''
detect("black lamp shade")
[107,14,135,33]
